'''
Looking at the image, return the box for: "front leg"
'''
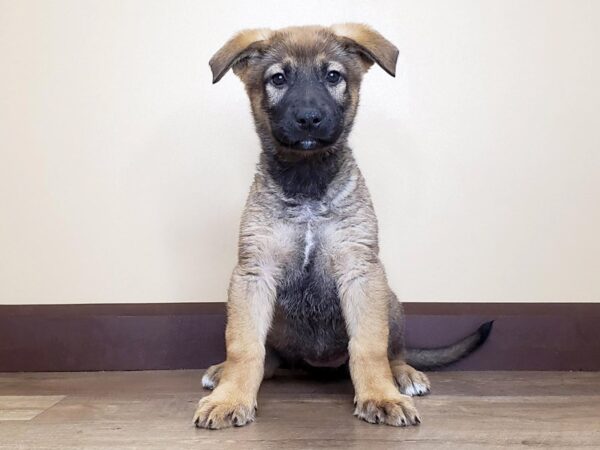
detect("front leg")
[338,260,421,427]
[193,265,276,429]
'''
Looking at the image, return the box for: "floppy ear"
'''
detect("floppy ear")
[331,23,399,77]
[209,28,272,83]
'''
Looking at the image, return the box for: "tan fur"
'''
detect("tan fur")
[194,24,424,430]
[209,28,272,83]
[336,259,421,425]
[193,187,296,429]
[330,23,399,76]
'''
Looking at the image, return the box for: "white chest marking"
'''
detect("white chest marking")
[299,204,319,269]
[303,222,315,268]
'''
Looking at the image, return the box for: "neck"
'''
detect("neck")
[260,143,348,199]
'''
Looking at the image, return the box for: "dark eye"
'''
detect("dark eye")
[271,73,286,86]
[326,70,341,84]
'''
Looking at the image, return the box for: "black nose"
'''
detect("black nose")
[295,108,323,130]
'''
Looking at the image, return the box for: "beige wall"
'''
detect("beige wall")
[1,0,599,305]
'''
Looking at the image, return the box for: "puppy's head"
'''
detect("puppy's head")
[209,24,398,154]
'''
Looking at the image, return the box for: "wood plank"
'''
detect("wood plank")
[0,395,65,421]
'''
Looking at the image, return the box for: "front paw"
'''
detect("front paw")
[354,394,421,427]
[193,391,257,430]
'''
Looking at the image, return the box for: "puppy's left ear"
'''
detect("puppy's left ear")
[331,23,399,77]
[209,28,272,83]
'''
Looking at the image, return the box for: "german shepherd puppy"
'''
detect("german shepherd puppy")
[194,24,492,429]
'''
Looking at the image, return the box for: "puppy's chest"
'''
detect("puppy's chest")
[276,201,339,316]
[285,201,333,272]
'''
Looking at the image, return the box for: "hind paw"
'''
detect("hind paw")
[202,362,224,390]
[391,363,431,397]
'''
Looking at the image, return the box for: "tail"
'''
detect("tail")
[405,321,494,370]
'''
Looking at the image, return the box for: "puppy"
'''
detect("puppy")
[194,24,492,429]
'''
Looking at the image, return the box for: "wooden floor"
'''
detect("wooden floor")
[1,370,599,449]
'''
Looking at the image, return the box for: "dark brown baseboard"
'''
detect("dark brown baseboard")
[1,303,598,372]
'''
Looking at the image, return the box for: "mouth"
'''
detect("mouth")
[296,138,320,150]
[274,135,331,151]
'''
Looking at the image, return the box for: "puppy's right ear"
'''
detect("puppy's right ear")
[209,28,272,83]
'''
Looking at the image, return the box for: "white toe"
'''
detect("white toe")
[402,382,429,397]
[201,373,215,390]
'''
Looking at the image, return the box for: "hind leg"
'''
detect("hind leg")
[202,347,281,390]
[388,297,431,397]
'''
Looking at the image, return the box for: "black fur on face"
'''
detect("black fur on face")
[266,65,346,152]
